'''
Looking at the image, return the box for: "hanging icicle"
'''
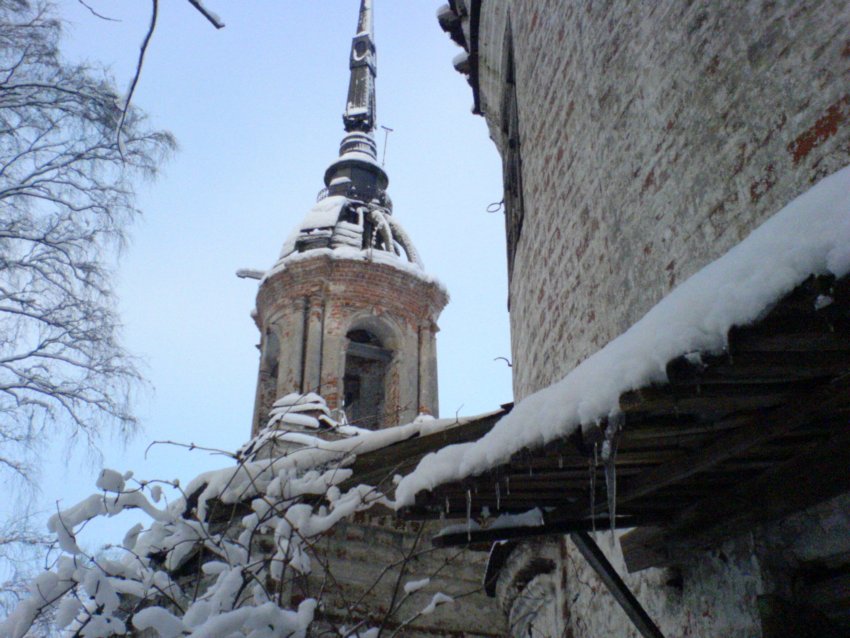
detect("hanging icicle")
[601,412,624,546]
[589,452,597,534]
[466,489,473,542]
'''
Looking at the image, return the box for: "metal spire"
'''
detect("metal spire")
[343,0,376,133]
[323,0,387,198]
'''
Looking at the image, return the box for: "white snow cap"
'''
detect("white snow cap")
[278,195,349,257]
[96,468,126,493]
[268,392,331,429]
[395,164,850,506]
[264,243,446,294]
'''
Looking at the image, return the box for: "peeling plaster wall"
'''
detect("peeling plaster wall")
[476,0,850,400]
[495,534,765,638]
[303,516,506,637]
[494,540,568,637]
[467,1,850,636]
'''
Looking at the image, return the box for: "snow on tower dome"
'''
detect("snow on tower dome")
[269,189,435,285]
[265,0,433,282]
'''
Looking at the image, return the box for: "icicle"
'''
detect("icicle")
[506,476,511,496]
[558,455,564,469]
[466,489,472,542]
[445,496,450,514]
[603,458,617,547]
[495,482,501,511]
[601,413,624,547]
[589,454,597,534]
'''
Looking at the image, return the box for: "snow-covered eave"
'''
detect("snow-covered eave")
[394,165,850,508]
[261,245,449,296]
[185,411,499,518]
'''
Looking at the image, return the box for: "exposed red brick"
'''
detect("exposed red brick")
[787,95,850,165]
[641,169,656,195]
[749,163,777,202]
[732,143,748,176]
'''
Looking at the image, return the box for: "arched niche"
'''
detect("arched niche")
[342,316,397,429]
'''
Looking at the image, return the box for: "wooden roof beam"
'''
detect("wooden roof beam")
[622,424,850,572]
[615,378,850,508]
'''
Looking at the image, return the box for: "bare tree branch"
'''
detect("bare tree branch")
[186,0,225,29]
[75,0,120,22]
[115,0,157,149]
[0,0,175,493]
[114,0,225,147]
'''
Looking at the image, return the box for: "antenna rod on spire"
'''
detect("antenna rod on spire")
[343,0,377,133]
[380,125,393,166]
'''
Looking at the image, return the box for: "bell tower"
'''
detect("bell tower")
[250,0,448,434]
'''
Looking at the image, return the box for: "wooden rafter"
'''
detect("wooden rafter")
[380,274,850,574]
[621,421,850,571]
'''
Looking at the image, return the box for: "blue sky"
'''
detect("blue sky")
[27,2,512,550]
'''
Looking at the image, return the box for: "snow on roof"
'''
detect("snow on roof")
[186,412,494,519]
[237,393,367,460]
[278,195,349,257]
[264,244,448,295]
[394,165,850,507]
[270,392,330,417]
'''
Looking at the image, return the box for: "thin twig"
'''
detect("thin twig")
[145,439,237,459]
[76,0,120,22]
[186,0,225,29]
[116,0,158,151]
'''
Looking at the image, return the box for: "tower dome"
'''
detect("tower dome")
[250,0,447,435]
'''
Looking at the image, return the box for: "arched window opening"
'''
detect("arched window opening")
[343,328,392,429]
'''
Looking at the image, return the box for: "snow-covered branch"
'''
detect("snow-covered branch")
[3,397,487,636]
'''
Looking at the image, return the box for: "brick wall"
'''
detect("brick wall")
[251,255,447,433]
[458,2,850,636]
[477,0,850,399]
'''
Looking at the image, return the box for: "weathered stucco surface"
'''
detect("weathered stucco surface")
[252,255,446,433]
[449,1,850,636]
[476,0,850,400]
[493,493,850,638]
[495,533,767,638]
[305,516,506,636]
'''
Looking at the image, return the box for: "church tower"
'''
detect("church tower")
[251,0,447,435]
